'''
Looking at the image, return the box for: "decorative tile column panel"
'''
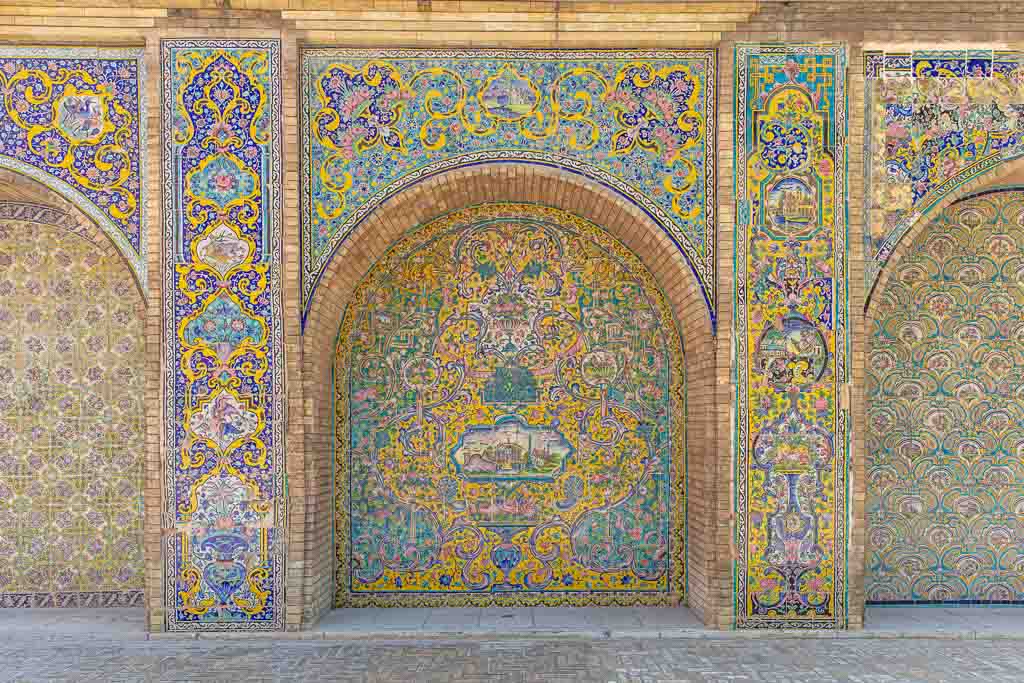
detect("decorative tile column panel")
[161,40,285,631]
[734,44,849,629]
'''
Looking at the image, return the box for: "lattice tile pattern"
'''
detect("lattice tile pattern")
[0,217,144,608]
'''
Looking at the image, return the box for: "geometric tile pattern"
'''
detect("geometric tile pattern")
[865,50,1024,296]
[0,213,144,608]
[301,48,717,326]
[334,203,685,607]
[867,188,1024,603]
[734,44,849,628]
[0,47,145,284]
[161,40,285,630]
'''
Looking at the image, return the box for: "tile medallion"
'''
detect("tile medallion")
[301,48,717,327]
[868,188,1024,603]
[0,211,144,609]
[334,203,685,606]
[865,50,1024,296]
[0,47,145,284]
[734,44,849,628]
[161,40,285,630]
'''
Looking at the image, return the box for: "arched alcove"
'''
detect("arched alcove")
[856,152,1024,626]
[865,187,1024,605]
[335,202,684,605]
[0,168,146,608]
[299,163,718,626]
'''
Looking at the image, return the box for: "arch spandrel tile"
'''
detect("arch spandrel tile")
[299,48,718,328]
[0,47,146,285]
[864,50,1024,298]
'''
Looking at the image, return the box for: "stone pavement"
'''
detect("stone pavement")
[6,606,1024,642]
[4,607,1024,681]
[2,633,1024,681]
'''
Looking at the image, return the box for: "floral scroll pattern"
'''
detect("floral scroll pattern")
[162,41,284,630]
[865,50,1024,294]
[0,48,144,283]
[301,49,716,325]
[334,204,684,607]
[735,45,848,629]
[868,189,1024,603]
[0,216,144,608]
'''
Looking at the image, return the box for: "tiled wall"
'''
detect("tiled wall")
[3,0,1024,633]
[867,189,1024,604]
[161,40,286,631]
[334,204,685,606]
[0,213,144,608]
[300,48,717,326]
[733,44,849,629]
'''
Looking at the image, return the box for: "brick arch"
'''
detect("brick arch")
[297,163,718,626]
[301,153,715,328]
[0,166,145,299]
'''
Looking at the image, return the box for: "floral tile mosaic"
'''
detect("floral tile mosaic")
[734,44,849,629]
[865,50,1024,295]
[161,40,285,631]
[0,212,145,607]
[867,188,1024,604]
[334,203,685,607]
[301,48,717,327]
[0,47,146,284]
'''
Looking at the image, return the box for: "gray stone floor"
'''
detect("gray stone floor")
[6,606,1024,641]
[315,606,704,639]
[3,607,1024,681]
[2,634,1024,681]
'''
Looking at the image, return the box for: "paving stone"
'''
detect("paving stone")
[479,607,536,631]
[1,636,1024,681]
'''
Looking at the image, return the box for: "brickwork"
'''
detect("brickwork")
[0,0,1023,633]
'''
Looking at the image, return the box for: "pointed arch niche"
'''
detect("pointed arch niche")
[0,167,147,609]
[861,155,1024,622]
[298,163,721,626]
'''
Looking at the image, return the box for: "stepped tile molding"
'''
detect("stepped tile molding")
[0,46,146,285]
[300,48,717,327]
[865,50,1024,297]
[161,40,286,631]
[734,43,849,629]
